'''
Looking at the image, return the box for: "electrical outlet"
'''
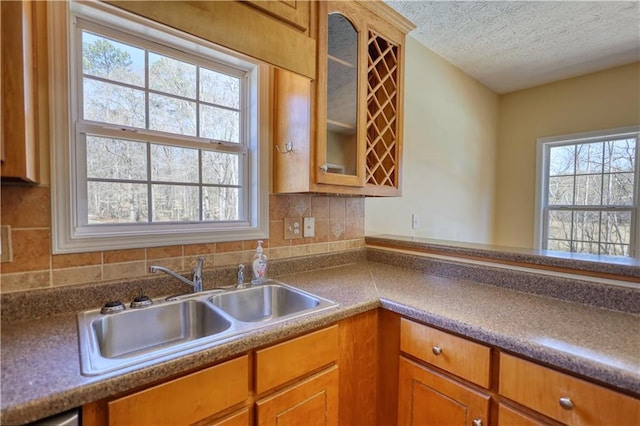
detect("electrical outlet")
[284,217,303,239]
[303,217,315,238]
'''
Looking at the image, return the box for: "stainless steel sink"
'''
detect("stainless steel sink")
[93,299,231,358]
[209,283,332,322]
[77,281,338,376]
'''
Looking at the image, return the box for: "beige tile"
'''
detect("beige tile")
[311,196,330,219]
[329,241,347,252]
[103,261,147,281]
[1,229,50,273]
[214,251,244,267]
[184,255,215,271]
[269,246,291,260]
[146,257,184,273]
[313,219,329,243]
[245,239,269,249]
[329,219,345,241]
[216,241,244,253]
[147,245,183,259]
[184,243,215,256]
[269,194,290,220]
[345,238,365,249]
[52,252,102,269]
[1,185,50,228]
[103,248,145,263]
[329,197,345,219]
[310,243,330,254]
[345,197,364,218]
[291,244,311,257]
[0,270,51,293]
[52,265,102,287]
[289,195,311,217]
[269,220,290,247]
[345,217,364,240]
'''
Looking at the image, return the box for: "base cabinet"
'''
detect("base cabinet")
[256,366,339,426]
[398,356,490,426]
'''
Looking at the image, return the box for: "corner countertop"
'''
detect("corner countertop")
[2,261,639,424]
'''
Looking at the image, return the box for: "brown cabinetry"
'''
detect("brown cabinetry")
[499,353,640,426]
[273,0,414,196]
[243,1,311,34]
[398,318,491,426]
[1,0,40,182]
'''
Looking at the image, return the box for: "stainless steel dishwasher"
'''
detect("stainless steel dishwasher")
[30,408,80,426]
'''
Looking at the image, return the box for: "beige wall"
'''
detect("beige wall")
[493,62,640,248]
[366,36,499,243]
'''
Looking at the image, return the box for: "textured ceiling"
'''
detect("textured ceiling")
[384,1,640,94]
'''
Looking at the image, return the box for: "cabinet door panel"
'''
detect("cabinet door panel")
[107,356,248,426]
[398,356,489,426]
[256,366,339,426]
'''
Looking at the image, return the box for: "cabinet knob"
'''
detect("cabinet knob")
[320,164,329,172]
[472,418,483,426]
[432,346,442,356]
[559,397,574,410]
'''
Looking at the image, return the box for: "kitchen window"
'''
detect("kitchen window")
[50,1,269,253]
[535,127,640,258]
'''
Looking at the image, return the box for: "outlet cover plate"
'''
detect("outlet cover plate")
[284,217,302,239]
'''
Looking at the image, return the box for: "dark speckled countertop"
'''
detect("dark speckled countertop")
[2,260,639,424]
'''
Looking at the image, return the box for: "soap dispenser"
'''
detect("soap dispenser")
[251,240,268,285]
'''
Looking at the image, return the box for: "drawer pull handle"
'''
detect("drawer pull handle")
[472,419,483,426]
[559,397,574,410]
[432,346,442,356]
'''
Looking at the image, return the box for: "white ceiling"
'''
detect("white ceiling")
[384,1,640,94]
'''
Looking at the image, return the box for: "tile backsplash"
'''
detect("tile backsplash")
[0,184,365,293]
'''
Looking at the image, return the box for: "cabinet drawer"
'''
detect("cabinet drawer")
[108,355,248,426]
[400,318,491,388]
[498,403,550,426]
[499,353,640,426]
[255,325,339,394]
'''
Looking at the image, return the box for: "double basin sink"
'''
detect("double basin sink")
[77,282,337,376]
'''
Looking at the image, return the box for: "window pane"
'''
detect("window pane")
[574,175,602,206]
[150,144,199,183]
[149,93,196,136]
[600,211,632,246]
[149,52,196,99]
[572,210,600,245]
[549,145,575,176]
[82,32,144,87]
[152,185,199,222]
[548,176,574,205]
[603,173,635,206]
[572,241,599,255]
[87,137,147,180]
[601,244,629,256]
[200,68,240,108]
[604,139,635,173]
[576,142,603,174]
[88,182,148,224]
[200,105,240,143]
[202,151,239,185]
[203,187,240,221]
[547,239,571,252]
[547,210,572,240]
[83,78,145,127]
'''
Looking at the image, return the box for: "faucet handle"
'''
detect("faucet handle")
[237,264,245,287]
[193,257,205,276]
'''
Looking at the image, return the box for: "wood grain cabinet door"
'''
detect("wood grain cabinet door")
[256,366,339,426]
[398,357,490,426]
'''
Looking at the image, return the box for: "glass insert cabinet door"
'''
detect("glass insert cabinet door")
[317,4,366,187]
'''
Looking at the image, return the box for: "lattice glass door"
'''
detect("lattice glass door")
[366,30,400,190]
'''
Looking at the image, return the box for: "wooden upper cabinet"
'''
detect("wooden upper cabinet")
[243,1,311,34]
[1,0,40,183]
[272,0,414,196]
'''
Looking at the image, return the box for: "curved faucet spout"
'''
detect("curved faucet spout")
[150,257,205,293]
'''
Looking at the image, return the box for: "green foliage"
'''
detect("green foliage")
[83,39,132,77]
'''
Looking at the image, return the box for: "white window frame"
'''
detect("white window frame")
[534,125,640,259]
[49,1,269,254]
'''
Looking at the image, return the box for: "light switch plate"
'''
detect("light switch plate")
[303,217,315,238]
[284,217,302,239]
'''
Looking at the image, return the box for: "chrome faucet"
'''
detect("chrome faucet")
[149,257,204,293]
[237,264,246,288]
